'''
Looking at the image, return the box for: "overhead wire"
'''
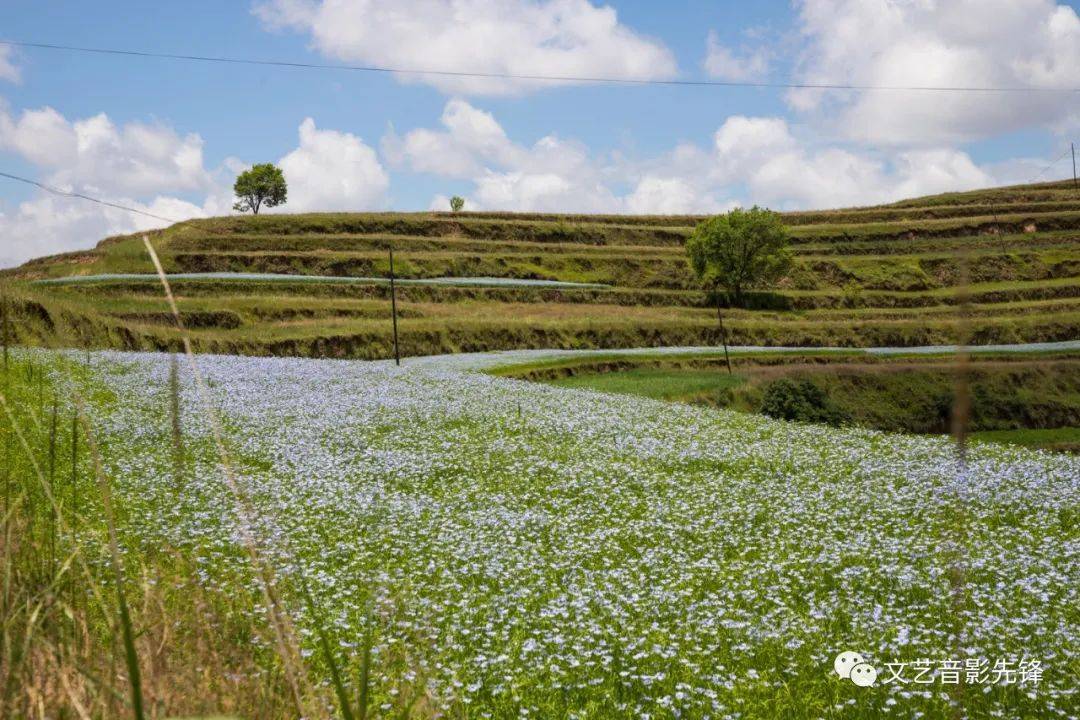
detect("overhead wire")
[3,39,1080,93]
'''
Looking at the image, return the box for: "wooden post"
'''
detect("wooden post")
[388,244,401,366]
[716,299,732,375]
[1072,142,1077,190]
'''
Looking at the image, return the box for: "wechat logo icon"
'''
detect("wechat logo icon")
[835,651,877,687]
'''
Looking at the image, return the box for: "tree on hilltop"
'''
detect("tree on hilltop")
[233,164,287,215]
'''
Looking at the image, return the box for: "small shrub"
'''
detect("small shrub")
[759,378,849,426]
[841,281,865,308]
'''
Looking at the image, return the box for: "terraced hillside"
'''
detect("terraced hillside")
[5,179,1080,358]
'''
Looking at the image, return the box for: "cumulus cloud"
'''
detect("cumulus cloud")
[382,100,522,178]
[0,193,217,268]
[385,98,640,211]
[625,176,727,215]
[0,106,212,195]
[385,100,721,212]
[0,107,76,166]
[466,136,628,212]
[0,104,231,266]
[705,115,995,209]
[253,0,678,95]
[389,100,1006,214]
[278,118,389,211]
[0,104,386,266]
[703,30,769,81]
[788,0,1080,143]
[711,116,795,175]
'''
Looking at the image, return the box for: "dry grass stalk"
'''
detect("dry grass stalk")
[142,235,312,716]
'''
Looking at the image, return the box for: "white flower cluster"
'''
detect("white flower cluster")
[81,350,1078,718]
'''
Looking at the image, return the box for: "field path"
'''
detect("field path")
[33,271,610,289]
[408,339,1080,372]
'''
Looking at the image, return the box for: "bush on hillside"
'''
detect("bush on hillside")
[759,378,849,426]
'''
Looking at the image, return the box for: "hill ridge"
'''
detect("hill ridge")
[3,178,1078,358]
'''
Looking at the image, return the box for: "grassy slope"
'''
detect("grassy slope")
[4,179,1080,358]
[511,353,1080,451]
[549,365,747,400]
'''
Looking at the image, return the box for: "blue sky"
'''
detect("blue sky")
[1,0,1078,265]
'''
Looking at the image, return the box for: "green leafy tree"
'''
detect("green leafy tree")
[233,163,287,215]
[685,206,792,307]
[450,195,465,213]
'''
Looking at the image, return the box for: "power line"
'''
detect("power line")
[1029,147,1073,184]
[0,170,181,224]
[4,39,1080,93]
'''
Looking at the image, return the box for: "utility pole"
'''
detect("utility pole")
[388,244,400,366]
[1072,142,1077,190]
[716,300,732,376]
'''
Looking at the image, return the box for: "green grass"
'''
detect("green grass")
[548,366,746,400]
[970,426,1080,451]
[524,355,1080,451]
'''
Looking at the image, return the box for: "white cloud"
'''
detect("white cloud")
[0,106,212,195]
[704,115,995,209]
[386,98,641,211]
[401,105,988,214]
[0,179,240,267]
[0,103,393,266]
[382,99,522,178]
[0,106,76,166]
[789,0,1080,143]
[703,30,769,81]
[0,192,215,268]
[391,100,1006,214]
[625,176,726,215]
[711,115,796,179]
[468,141,626,213]
[0,195,122,268]
[254,0,678,95]
[278,117,389,212]
[0,46,19,83]
[889,149,993,201]
[0,104,231,266]
[389,101,732,212]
